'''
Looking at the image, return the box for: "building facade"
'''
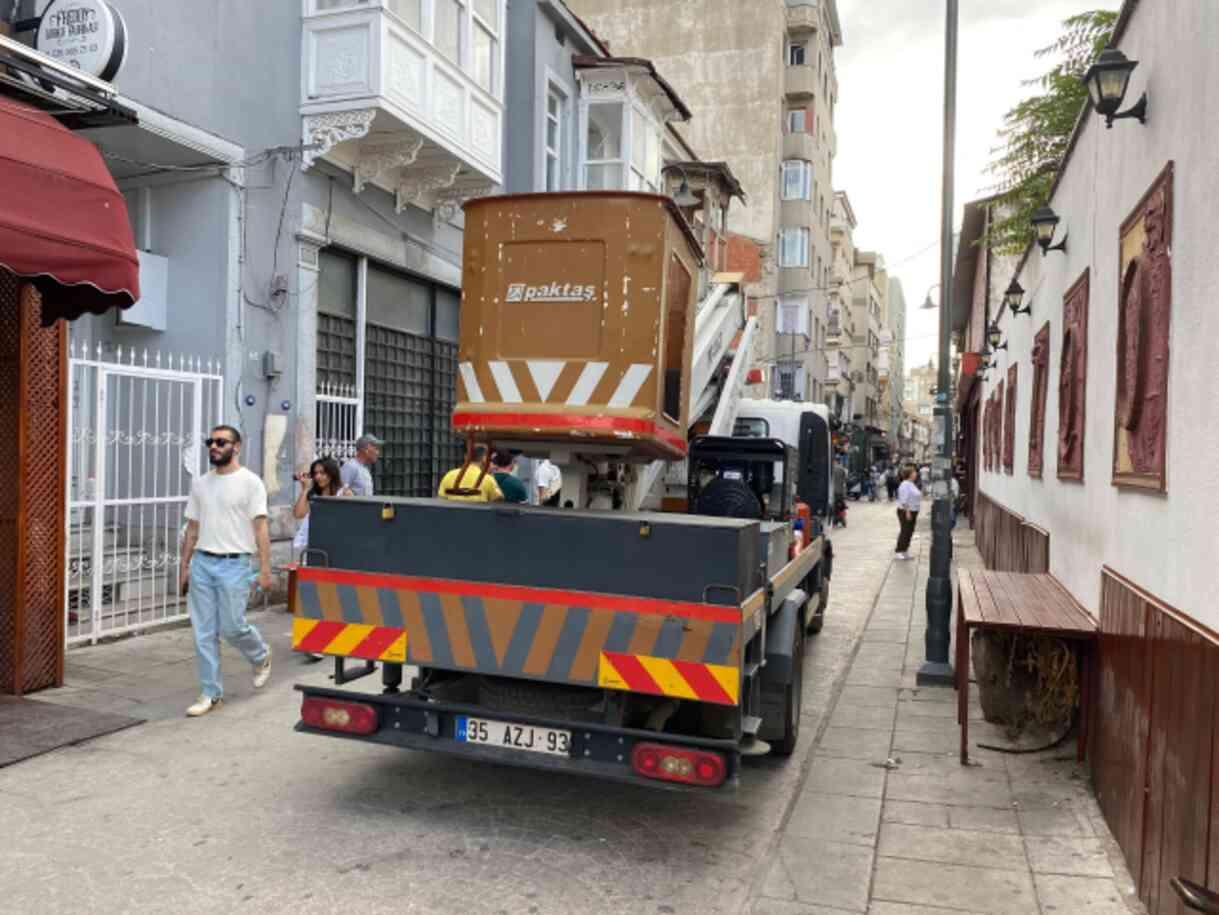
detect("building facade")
[883,276,907,445]
[958,3,1219,910]
[564,0,842,405]
[826,190,857,422]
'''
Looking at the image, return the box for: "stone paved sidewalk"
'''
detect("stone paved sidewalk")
[752,519,1146,915]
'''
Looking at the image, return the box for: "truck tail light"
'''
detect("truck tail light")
[630,742,726,787]
[301,697,379,735]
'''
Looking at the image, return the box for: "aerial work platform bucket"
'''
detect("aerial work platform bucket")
[454,192,704,462]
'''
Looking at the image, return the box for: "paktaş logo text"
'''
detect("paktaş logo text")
[506,282,597,304]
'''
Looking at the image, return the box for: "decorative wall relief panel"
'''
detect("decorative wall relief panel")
[1058,268,1089,481]
[995,381,1005,475]
[1114,162,1173,492]
[1003,365,1017,474]
[1029,322,1050,478]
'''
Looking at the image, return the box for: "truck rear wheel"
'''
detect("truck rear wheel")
[770,621,805,756]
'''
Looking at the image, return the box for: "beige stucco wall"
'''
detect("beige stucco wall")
[565,0,786,245]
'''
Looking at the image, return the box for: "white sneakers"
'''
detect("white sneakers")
[186,695,223,717]
[188,651,271,716]
[895,552,912,561]
[253,649,272,689]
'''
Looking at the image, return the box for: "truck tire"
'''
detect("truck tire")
[770,621,805,756]
[807,578,829,635]
[695,477,762,520]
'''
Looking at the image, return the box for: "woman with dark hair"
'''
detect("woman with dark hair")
[293,457,349,661]
[292,457,348,555]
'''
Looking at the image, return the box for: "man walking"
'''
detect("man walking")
[490,450,529,504]
[341,434,382,496]
[179,425,273,717]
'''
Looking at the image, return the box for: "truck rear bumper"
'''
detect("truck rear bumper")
[295,684,741,791]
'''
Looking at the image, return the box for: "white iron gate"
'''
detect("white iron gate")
[314,382,361,462]
[65,341,223,646]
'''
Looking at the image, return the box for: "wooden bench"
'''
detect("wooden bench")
[956,570,1097,765]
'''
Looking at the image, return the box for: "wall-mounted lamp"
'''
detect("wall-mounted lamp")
[921,284,941,310]
[662,164,701,209]
[1082,47,1147,129]
[986,322,1007,352]
[1004,278,1031,317]
[1030,207,1068,256]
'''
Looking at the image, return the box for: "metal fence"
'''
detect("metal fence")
[315,382,361,463]
[65,340,223,646]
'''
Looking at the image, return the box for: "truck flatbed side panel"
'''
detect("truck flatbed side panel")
[291,566,743,706]
[307,497,761,606]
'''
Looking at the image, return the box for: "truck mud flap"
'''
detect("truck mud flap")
[294,685,741,792]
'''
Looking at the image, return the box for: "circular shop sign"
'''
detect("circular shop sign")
[35,0,127,82]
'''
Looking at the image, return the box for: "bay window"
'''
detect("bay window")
[782,160,812,200]
[585,102,624,189]
[581,96,663,192]
[471,0,498,94]
[434,0,462,63]
[779,228,810,268]
[387,0,422,31]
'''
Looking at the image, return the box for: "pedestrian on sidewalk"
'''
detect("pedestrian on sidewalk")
[179,425,273,717]
[341,434,382,496]
[438,445,504,503]
[292,457,351,556]
[894,465,921,560]
[490,450,529,504]
[885,464,899,501]
[293,457,351,663]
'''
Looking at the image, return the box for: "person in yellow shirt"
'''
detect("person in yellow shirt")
[438,446,504,503]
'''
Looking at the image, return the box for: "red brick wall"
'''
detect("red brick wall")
[724,234,763,283]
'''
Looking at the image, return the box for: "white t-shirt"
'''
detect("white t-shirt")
[897,480,922,513]
[534,460,562,502]
[185,467,268,555]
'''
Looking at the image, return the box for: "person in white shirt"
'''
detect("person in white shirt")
[535,459,563,507]
[895,465,922,560]
[179,425,273,717]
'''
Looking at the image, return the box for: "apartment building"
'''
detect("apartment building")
[826,190,858,422]
[880,276,908,446]
[850,251,885,427]
[564,0,843,404]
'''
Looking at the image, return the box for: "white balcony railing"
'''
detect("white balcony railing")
[301,0,503,205]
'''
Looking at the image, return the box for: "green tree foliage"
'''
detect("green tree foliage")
[985,10,1118,254]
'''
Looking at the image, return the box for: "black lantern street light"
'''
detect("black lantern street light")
[1083,47,1147,129]
[987,322,1007,352]
[1031,206,1068,256]
[1005,278,1031,317]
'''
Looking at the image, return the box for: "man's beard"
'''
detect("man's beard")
[209,450,234,467]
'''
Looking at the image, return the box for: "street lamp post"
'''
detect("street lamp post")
[918,0,958,687]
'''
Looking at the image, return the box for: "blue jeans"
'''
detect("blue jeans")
[188,552,268,699]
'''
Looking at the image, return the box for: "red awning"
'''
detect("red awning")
[0,96,138,325]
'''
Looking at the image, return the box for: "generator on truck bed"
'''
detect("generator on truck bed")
[291,192,833,790]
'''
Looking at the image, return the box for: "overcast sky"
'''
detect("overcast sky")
[833,0,1117,372]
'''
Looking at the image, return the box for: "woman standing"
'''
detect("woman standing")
[895,465,921,560]
[293,457,348,662]
[293,457,348,555]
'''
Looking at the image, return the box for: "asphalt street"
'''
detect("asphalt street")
[0,499,913,915]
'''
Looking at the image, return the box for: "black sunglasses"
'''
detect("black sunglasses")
[205,437,236,448]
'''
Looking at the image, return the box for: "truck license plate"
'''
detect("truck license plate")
[456,716,571,757]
